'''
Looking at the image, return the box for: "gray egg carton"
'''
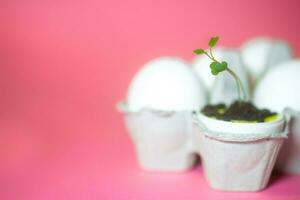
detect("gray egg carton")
[117,102,291,192]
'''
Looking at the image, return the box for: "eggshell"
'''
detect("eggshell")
[241,37,292,80]
[253,60,300,112]
[127,57,207,111]
[192,47,250,104]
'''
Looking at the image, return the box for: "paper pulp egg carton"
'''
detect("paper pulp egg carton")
[117,102,198,172]
[192,112,290,192]
[276,110,300,174]
[118,101,290,192]
[252,60,300,174]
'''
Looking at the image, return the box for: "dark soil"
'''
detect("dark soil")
[201,101,277,122]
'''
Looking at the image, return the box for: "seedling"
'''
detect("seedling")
[193,37,278,122]
[194,37,246,102]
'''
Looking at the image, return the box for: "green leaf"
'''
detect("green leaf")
[208,37,219,47]
[211,68,218,75]
[193,49,205,55]
[209,61,227,75]
[220,61,228,70]
[210,61,219,70]
[210,61,219,75]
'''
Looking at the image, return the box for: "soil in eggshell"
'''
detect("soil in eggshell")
[201,101,278,123]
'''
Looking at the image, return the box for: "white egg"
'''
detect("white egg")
[241,37,292,81]
[127,57,207,111]
[253,60,300,112]
[192,47,250,105]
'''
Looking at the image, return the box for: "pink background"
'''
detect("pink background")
[1,0,300,199]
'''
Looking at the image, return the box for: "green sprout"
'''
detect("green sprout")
[193,36,246,102]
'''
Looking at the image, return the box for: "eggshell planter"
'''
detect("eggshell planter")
[276,110,300,174]
[193,112,289,192]
[117,102,198,172]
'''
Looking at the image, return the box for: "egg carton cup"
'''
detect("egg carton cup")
[117,102,198,172]
[192,112,290,192]
[276,110,300,174]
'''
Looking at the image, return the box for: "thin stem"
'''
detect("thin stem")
[236,74,247,100]
[204,52,214,60]
[226,68,246,102]
[208,48,218,62]
[206,48,247,102]
[226,68,241,102]
[209,47,215,60]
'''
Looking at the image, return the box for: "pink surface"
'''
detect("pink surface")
[0,1,300,199]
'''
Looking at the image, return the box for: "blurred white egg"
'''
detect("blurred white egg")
[241,37,292,81]
[127,57,207,111]
[253,60,300,112]
[192,47,250,105]
[253,60,300,174]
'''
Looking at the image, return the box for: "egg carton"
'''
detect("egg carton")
[276,110,300,174]
[192,112,289,192]
[117,102,198,172]
[253,61,300,174]
[118,102,290,192]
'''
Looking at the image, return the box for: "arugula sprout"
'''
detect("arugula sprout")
[193,37,246,102]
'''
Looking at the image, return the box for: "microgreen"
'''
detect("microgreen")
[193,49,205,55]
[208,37,219,47]
[193,36,246,102]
